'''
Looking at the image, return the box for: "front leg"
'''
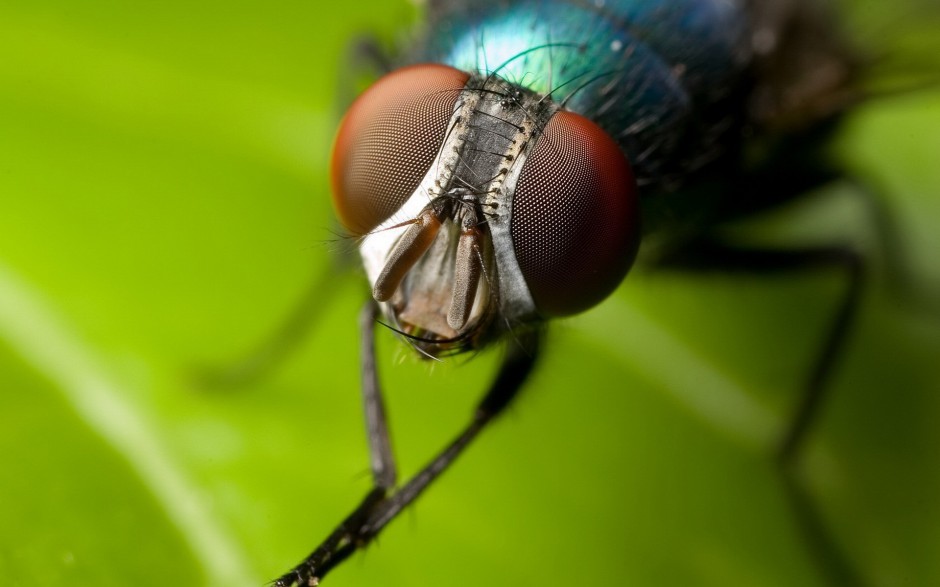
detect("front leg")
[274,306,541,586]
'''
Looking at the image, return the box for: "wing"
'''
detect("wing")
[746,0,940,132]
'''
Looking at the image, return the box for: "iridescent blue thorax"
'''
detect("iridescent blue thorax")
[410,0,751,190]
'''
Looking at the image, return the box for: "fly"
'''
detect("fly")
[267,0,884,585]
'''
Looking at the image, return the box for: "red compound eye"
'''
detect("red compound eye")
[511,110,640,316]
[331,64,470,235]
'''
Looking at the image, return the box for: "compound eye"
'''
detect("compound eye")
[331,64,470,235]
[511,110,640,316]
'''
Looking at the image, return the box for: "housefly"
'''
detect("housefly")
[259,0,933,585]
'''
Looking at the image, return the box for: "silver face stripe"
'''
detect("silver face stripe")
[484,105,541,327]
[358,75,555,338]
[356,86,481,330]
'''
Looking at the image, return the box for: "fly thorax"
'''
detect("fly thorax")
[359,74,559,355]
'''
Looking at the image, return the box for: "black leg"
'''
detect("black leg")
[334,34,398,113]
[359,327,541,538]
[654,237,867,586]
[359,302,397,491]
[347,35,396,76]
[273,312,541,587]
[843,176,913,303]
[775,248,863,462]
[199,254,354,389]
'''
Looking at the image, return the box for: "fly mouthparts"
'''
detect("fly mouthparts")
[372,198,487,339]
[447,224,484,331]
[372,203,448,302]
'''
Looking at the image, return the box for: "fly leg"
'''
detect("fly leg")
[274,303,541,587]
[199,32,398,390]
[273,302,396,586]
[334,34,397,110]
[654,238,866,587]
[198,253,355,388]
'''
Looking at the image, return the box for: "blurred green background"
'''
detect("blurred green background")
[1,1,938,586]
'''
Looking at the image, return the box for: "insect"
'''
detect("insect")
[257,0,929,585]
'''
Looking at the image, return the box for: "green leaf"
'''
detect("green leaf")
[1,1,938,586]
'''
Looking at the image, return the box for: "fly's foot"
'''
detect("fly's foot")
[273,566,319,587]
